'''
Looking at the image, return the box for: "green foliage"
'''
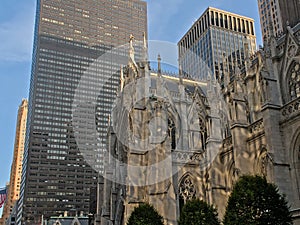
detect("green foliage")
[178,199,220,225]
[127,203,164,225]
[223,175,293,225]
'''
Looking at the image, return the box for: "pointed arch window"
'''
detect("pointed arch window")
[179,176,196,212]
[168,117,176,150]
[289,62,300,100]
[199,117,207,151]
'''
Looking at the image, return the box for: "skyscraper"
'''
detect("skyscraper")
[17,0,147,224]
[178,7,256,81]
[0,100,27,225]
[257,0,300,39]
[257,0,283,39]
[277,0,300,30]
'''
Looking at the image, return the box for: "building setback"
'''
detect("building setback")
[17,0,147,224]
[0,99,28,225]
[178,7,257,81]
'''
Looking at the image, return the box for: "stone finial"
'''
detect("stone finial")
[179,64,183,85]
[234,58,240,77]
[129,34,135,61]
[142,32,149,65]
[143,32,147,49]
[108,114,111,126]
[120,65,125,91]
[157,54,161,76]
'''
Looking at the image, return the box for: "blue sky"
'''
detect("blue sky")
[0,0,262,211]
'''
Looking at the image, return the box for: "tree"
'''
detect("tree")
[178,199,220,225]
[127,203,164,225]
[223,175,293,225]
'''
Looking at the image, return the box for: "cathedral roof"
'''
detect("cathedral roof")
[150,72,208,97]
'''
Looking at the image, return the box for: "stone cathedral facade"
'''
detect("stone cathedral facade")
[98,24,300,225]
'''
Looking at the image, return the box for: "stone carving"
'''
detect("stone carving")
[281,97,300,119]
[179,176,196,201]
[248,118,264,136]
[289,62,300,100]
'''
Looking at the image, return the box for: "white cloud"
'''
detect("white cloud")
[0,5,35,62]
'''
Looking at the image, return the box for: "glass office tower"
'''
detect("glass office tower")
[17,0,147,224]
[178,7,257,81]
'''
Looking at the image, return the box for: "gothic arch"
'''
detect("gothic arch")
[53,220,62,225]
[71,217,81,225]
[286,61,300,102]
[280,29,300,104]
[290,130,300,200]
[188,109,208,152]
[178,174,197,212]
[225,160,239,192]
[167,114,177,150]
[219,110,231,139]
[253,145,274,178]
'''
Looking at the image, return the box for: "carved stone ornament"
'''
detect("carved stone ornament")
[288,44,297,58]
[289,62,300,100]
[179,176,196,201]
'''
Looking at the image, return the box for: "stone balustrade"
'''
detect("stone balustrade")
[281,97,300,120]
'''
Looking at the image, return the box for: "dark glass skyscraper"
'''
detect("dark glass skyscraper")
[17,0,147,224]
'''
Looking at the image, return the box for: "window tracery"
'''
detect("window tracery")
[179,176,196,201]
[289,62,300,100]
[179,175,196,212]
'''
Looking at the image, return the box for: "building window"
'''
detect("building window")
[199,117,207,151]
[215,12,219,26]
[220,13,224,27]
[168,117,176,150]
[179,176,196,212]
[211,11,215,25]
[289,62,300,100]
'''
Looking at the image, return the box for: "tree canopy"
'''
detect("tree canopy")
[127,203,164,225]
[178,199,220,225]
[223,175,293,225]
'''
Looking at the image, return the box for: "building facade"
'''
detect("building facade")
[277,0,300,31]
[100,23,300,225]
[257,0,283,39]
[178,7,257,81]
[0,99,28,225]
[258,0,300,39]
[18,0,147,224]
